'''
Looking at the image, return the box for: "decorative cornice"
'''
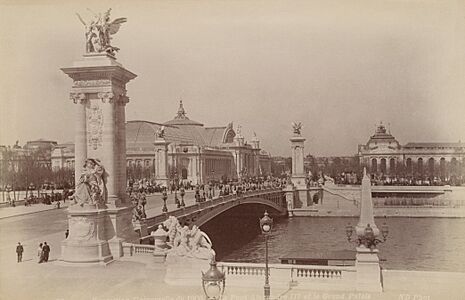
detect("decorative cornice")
[73,79,112,87]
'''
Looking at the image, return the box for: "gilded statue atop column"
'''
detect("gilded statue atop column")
[76,8,127,56]
[292,122,302,136]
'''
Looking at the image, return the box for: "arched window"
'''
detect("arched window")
[417,158,423,175]
[380,158,387,174]
[406,158,413,175]
[371,158,377,173]
[389,158,396,175]
[181,168,188,180]
[439,158,446,180]
[428,158,435,176]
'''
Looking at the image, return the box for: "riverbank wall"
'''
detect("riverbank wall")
[290,185,465,217]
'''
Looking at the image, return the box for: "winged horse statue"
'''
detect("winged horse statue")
[76,8,127,56]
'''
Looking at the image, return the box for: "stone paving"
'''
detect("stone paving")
[0,203,69,220]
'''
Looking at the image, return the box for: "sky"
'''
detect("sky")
[0,0,464,156]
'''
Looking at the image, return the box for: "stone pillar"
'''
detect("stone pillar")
[98,91,119,207]
[154,138,170,187]
[71,92,87,186]
[284,184,295,217]
[290,135,306,189]
[61,53,138,264]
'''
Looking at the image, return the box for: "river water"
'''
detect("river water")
[218,217,465,272]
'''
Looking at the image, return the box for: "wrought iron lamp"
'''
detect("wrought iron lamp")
[201,256,225,300]
[346,222,389,249]
[162,188,168,213]
[180,187,185,207]
[259,211,273,300]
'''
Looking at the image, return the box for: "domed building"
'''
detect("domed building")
[52,101,272,185]
[358,123,465,180]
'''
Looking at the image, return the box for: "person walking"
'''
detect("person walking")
[65,229,69,239]
[38,243,44,263]
[16,242,24,263]
[42,242,50,262]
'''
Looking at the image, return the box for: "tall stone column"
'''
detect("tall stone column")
[154,137,170,187]
[71,93,88,185]
[290,130,306,189]
[61,53,138,264]
[98,92,119,206]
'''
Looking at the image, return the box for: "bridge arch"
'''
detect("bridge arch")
[193,196,287,227]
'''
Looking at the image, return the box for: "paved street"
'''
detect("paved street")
[0,190,204,266]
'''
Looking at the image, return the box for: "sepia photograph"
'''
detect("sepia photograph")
[0,0,464,299]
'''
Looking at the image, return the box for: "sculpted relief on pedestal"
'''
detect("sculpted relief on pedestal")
[69,217,96,241]
[87,103,103,150]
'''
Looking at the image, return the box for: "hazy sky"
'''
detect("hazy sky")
[1,0,464,156]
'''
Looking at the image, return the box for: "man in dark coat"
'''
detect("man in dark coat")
[16,242,24,263]
[42,242,50,262]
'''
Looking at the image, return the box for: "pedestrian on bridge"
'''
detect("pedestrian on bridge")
[42,242,50,262]
[16,242,24,263]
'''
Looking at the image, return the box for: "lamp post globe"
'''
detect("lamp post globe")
[202,256,225,300]
[162,188,168,213]
[180,187,185,207]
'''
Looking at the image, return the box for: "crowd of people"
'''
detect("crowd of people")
[311,171,464,187]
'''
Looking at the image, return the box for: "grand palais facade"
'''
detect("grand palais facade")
[51,101,272,184]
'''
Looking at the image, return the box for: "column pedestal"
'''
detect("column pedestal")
[106,206,139,258]
[355,247,382,292]
[60,206,113,265]
[284,184,295,216]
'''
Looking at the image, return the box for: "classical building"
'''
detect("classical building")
[358,123,465,180]
[51,101,272,184]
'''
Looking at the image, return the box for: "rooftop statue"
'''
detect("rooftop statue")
[292,122,302,135]
[76,8,127,56]
[155,126,166,139]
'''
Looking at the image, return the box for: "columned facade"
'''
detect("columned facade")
[359,123,465,182]
[52,101,272,185]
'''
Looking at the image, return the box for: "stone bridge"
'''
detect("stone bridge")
[144,188,287,233]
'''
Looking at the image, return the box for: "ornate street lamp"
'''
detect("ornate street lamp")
[162,188,168,213]
[180,187,185,207]
[195,185,200,203]
[201,255,225,300]
[259,211,273,300]
[174,171,180,208]
[346,222,389,249]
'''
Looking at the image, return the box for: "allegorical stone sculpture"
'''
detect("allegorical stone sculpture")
[292,122,302,136]
[73,158,107,207]
[76,8,127,56]
[162,216,215,261]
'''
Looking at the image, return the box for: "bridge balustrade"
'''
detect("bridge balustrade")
[217,262,355,288]
[122,242,156,256]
